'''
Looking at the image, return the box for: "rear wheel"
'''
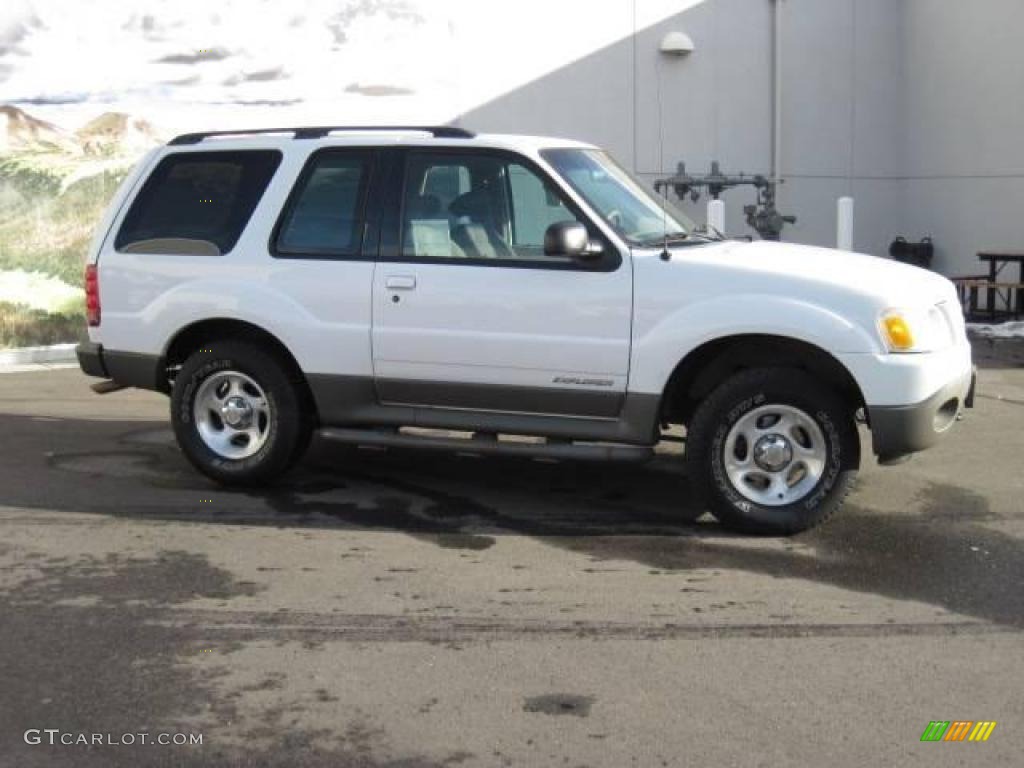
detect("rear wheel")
[171,341,312,486]
[685,367,859,534]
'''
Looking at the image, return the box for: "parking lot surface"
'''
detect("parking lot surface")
[1,350,1022,767]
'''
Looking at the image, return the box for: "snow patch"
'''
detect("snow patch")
[967,321,1024,339]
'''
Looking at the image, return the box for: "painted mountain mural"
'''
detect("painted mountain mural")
[0,105,161,347]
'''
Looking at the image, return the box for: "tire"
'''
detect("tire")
[170,341,312,486]
[685,367,859,535]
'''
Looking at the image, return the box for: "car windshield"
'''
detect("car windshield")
[542,148,694,246]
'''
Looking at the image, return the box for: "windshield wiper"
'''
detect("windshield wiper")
[634,232,690,247]
[692,224,726,241]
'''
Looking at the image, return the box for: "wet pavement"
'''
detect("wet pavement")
[1,361,1022,767]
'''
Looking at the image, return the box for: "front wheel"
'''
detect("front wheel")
[685,367,859,534]
[171,341,311,486]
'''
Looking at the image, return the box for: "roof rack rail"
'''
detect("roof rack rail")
[168,125,474,145]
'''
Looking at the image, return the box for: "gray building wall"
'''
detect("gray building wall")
[461,0,1024,276]
[900,0,1024,275]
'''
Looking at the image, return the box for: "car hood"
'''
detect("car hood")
[674,239,957,307]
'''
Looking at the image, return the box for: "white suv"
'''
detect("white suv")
[76,125,975,534]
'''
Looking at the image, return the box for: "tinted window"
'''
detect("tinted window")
[116,150,281,255]
[275,151,371,257]
[401,152,581,263]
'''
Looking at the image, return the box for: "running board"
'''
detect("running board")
[318,428,654,463]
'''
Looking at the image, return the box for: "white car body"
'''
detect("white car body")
[78,128,974,476]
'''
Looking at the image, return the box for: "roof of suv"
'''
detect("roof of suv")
[164,126,597,153]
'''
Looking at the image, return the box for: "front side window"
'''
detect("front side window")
[400,152,582,263]
[542,148,693,247]
[116,150,281,255]
[275,151,371,257]
[507,163,578,251]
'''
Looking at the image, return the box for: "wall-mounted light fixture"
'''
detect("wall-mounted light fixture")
[659,30,695,56]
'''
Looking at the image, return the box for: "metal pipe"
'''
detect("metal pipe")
[837,196,854,251]
[708,199,726,234]
[772,0,783,184]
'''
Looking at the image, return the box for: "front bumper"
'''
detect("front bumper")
[868,365,976,462]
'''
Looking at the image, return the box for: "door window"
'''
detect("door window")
[507,163,577,255]
[400,152,581,263]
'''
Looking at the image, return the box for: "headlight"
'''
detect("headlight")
[878,307,953,353]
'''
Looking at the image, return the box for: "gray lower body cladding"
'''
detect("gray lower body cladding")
[375,377,623,419]
[307,374,661,446]
[868,367,975,460]
[76,345,662,446]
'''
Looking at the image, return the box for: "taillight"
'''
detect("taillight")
[85,264,100,326]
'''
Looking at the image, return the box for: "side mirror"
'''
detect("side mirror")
[543,221,600,260]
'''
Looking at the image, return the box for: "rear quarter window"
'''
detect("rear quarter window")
[273,150,372,258]
[115,150,281,255]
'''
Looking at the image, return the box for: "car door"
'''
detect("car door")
[371,147,632,418]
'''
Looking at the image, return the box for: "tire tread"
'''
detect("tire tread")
[685,366,859,535]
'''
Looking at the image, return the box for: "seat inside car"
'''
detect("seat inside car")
[449,187,514,259]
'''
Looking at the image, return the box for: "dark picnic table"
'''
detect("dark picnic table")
[978,250,1024,319]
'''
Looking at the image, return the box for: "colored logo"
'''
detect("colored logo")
[920,721,996,742]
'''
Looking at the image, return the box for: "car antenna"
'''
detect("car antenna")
[659,188,671,261]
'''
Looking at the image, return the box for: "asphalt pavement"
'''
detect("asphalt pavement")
[1,350,1022,767]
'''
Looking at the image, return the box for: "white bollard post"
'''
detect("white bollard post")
[837,196,854,251]
[707,199,725,235]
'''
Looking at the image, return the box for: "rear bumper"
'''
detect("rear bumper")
[76,341,108,378]
[76,342,164,391]
[869,365,976,461]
